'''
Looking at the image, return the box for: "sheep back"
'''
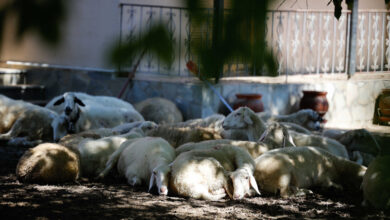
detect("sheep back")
[362,155,390,209]
[16,143,79,184]
[254,147,366,197]
[135,97,183,125]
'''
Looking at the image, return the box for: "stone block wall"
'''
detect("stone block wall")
[26,68,390,129]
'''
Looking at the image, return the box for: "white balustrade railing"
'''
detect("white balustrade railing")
[120,4,390,77]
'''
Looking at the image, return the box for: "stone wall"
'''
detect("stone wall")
[26,68,390,129]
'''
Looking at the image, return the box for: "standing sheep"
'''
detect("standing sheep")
[99,137,176,195]
[0,95,68,144]
[170,144,260,200]
[16,143,79,184]
[134,97,183,124]
[254,147,367,198]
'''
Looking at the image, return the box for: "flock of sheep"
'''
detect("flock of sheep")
[0,92,388,210]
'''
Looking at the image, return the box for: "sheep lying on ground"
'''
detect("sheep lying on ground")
[257,109,323,131]
[259,122,349,159]
[45,92,144,133]
[76,130,144,178]
[174,114,225,131]
[0,95,68,145]
[16,143,79,184]
[170,144,260,200]
[362,155,390,210]
[176,139,276,159]
[99,137,176,195]
[332,129,381,166]
[145,125,222,148]
[135,97,183,124]
[58,121,155,153]
[222,107,268,141]
[254,147,367,198]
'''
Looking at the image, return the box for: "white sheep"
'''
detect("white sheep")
[99,137,176,195]
[258,122,349,159]
[174,114,225,131]
[58,121,155,153]
[0,95,68,144]
[362,155,390,209]
[145,125,222,148]
[16,143,79,184]
[45,92,144,133]
[254,147,367,198]
[170,144,260,200]
[222,107,268,141]
[176,139,276,159]
[332,129,381,166]
[257,109,323,131]
[134,97,183,124]
[76,130,144,178]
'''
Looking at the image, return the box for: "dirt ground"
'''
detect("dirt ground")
[0,145,389,220]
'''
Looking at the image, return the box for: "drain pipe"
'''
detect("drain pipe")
[186,61,233,113]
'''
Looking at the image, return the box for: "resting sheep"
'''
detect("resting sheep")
[76,130,144,178]
[169,144,260,200]
[257,109,323,131]
[259,122,349,159]
[0,95,68,144]
[99,137,176,195]
[176,139,276,159]
[134,97,183,124]
[45,92,144,133]
[16,143,79,184]
[145,125,222,148]
[329,129,381,166]
[254,147,367,198]
[362,155,390,209]
[222,107,267,141]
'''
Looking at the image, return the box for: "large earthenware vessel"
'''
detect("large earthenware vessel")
[378,88,390,119]
[299,90,329,117]
[232,93,264,112]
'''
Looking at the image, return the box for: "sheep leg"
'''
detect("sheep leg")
[201,191,227,201]
[322,178,343,190]
[289,186,313,197]
[97,144,130,179]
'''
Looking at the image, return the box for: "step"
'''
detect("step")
[0,84,45,102]
[0,68,25,85]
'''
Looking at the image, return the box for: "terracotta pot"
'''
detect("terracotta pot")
[378,89,390,118]
[299,90,329,117]
[232,93,264,112]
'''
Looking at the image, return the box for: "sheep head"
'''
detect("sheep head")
[229,167,260,200]
[53,92,85,122]
[51,114,69,142]
[148,164,170,196]
[296,109,323,130]
[223,107,255,130]
[258,122,296,148]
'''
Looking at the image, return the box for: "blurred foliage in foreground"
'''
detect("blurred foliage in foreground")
[0,0,67,47]
[110,0,278,83]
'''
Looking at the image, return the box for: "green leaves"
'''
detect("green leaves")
[187,0,277,82]
[109,24,174,70]
[0,0,67,46]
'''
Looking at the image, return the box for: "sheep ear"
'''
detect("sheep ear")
[249,174,261,195]
[282,126,296,147]
[74,97,85,107]
[53,97,65,106]
[223,181,234,200]
[258,129,268,142]
[243,112,253,125]
[148,172,155,192]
